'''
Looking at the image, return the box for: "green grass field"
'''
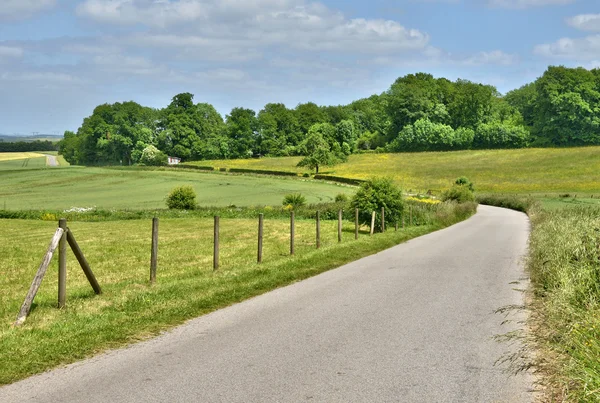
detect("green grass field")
[0,167,353,211]
[195,146,600,195]
[0,156,48,171]
[0,201,476,385]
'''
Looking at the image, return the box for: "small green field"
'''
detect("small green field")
[0,167,353,210]
[0,152,49,171]
[195,146,600,195]
[0,157,47,171]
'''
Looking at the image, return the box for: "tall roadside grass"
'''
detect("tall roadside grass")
[476,194,538,213]
[528,206,600,401]
[481,194,600,401]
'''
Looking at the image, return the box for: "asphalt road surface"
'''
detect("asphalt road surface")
[0,205,534,402]
[44,155,58,167]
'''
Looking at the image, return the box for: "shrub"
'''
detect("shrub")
[473,122,529,149]
[334,193,348,203]
[282,193,307,209]
[351,177,404,232]
[139,145,168,166]
[441,185,475,203]
[454,176,475,191]
[387,118,458,152]
[476,194,537,213]
[166,186,197,210]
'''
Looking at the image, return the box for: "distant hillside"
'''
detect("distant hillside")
[0,134,63,143]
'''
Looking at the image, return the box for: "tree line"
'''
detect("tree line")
[58,65,600,166]
[0,140,57,153]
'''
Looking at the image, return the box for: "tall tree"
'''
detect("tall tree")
[226,107,259,159]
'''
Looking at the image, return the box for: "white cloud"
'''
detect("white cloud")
[91,54,166,75]
[534,35,600,60]
[77,0,429,55]
[0,0,56,21]
[489,0,574,8]
[567,14,600,33]
[0,71,79,83]
[463,50,518,66]
[0,46,24,59]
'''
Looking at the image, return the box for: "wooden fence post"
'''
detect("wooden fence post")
[213,216,219,271]
[370,211,376,236]
[338,210,342,243]
[316,211,321,249]
[257,214,263,263]
[150,217,158,283]
[58,218,67,308]
[290,211,295,255]
[395,221,398,231]
[14,228,64,326]
[67,229,101,294]
[381,207,385,233]
[355,208,359,240]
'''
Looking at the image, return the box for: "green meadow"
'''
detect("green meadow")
[195,146,600,195]
[0,167,353,211]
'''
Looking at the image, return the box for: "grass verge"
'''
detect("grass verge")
[0,201,475,385]
[482,195,600,401]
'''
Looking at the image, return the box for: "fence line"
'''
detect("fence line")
[15,206,421,324]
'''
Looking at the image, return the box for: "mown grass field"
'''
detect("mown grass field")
[0,167,353,210]
[0,154,48,171]
[195,146,600,194]
[0,201,476,385]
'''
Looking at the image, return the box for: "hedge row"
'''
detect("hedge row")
[313,175,365,186]
[177,164,215,171]
[228,168,299,177]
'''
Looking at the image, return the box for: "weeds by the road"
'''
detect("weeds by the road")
[483,194,600,401]
[528,206,600,401]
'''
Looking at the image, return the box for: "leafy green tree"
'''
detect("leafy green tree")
[532,66,600,146]
[348,95,389,138]
[58,131,81,164]
[295,102,327,135]
[385,73,447,139]
[158,93,201,160]
[335,120,357,153]
[257,103,300,155]
[446,79,496,129]
[505,82,537,129]
[473,122,529,149]
[322,105,351,125]
[387,118,458,152]
[226,107,259,158]
[191,103,226,160]
[139,145,168,166]
[297,128,339,174]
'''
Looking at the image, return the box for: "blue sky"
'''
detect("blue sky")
[0,0,598,135]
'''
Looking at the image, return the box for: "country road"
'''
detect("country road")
[44,154,58,167]
[0,205,534,402]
